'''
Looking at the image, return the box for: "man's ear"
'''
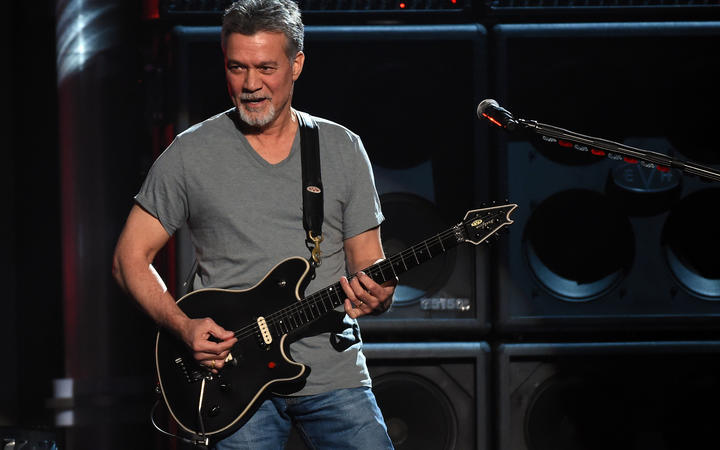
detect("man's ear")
[292,51,305,81]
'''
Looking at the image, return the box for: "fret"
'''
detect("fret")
[297,308,308,325]
[369,265,383,283]
[384,260,398,279]
[318,294,330,313]
[394,254,407,272]
[415,246,429,265]
[272,321,282,337]
[324,290,335,309]
[412,248,420,265]
[287,314,298,330]
[328,284,343,308]
[307,302,318,319]
[423,240,432,258]
[426,237,446,257]
[325,291,334,309]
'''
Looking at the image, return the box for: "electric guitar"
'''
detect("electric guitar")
[155,203,518,441]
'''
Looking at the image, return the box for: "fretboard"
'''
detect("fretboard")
[264,223,464,337]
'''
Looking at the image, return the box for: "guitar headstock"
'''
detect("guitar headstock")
[460,203,518,245]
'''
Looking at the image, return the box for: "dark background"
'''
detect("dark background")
[5,1,720,449]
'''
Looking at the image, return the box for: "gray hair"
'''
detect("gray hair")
[222,0,304,58]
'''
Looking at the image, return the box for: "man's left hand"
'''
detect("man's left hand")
[340,271,396,319]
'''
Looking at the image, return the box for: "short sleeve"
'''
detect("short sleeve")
[340,133,385,240]
[134,137,189,236]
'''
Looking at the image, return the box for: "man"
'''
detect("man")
[112,0,396,448]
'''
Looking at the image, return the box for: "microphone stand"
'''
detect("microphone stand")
[514,118,720,183]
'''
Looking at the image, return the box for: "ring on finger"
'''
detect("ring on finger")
[211,360,216,369]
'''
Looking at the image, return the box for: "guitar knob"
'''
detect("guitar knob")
[208,405,221,417]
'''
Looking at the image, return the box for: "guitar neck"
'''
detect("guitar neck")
[262,203,517,338]
[359,225,464,285]
[267,223,465,336]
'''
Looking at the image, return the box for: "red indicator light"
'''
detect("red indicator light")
[268,361,276,369]
[451,0,457,3]
[656,165,670,173]
[482,113,503,128]
[399,2,406,7]
[558,140,573,148]
[623,157,638,164]
[590,149,605,156]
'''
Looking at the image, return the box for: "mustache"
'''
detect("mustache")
[240,93,269,101]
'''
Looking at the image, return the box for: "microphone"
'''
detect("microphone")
[476,99,518,131]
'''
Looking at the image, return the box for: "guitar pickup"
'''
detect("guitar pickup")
[257,316,272,345]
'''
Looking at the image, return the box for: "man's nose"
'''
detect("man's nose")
[244,69,261,91]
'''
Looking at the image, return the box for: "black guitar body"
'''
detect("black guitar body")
[155,257,314,441]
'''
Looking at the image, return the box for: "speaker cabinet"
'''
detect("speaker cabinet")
[366,342,489,450]
[497,341,720,450]
[491,22,720,334]
[172,25,491,337]
[285,342,489,450]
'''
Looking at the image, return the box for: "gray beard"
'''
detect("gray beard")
[237,103,276,128]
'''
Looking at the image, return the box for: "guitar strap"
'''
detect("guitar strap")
[297,110,324,269]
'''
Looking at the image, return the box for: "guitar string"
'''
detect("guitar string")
[229,214,506,342]
[259,214,509,333]
[229,229,458,342]
[228,213,507,342]
[253,229,456,327]
[228,227,462,342]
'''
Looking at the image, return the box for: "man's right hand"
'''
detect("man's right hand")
[181,317,238,373]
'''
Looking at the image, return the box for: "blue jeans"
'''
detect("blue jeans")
[214,387,393,450]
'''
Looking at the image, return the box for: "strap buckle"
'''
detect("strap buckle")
[308,230,324,266]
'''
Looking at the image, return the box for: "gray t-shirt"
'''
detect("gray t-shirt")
[135,108,384,395]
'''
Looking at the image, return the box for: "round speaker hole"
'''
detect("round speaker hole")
[524,189,634,301]
[661,188,720,300]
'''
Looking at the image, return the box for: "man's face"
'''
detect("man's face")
[224,31,304,129]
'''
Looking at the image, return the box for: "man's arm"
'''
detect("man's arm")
[340,226,396,319]
[112,204,236,371]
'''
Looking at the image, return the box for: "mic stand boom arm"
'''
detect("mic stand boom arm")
[516,118,720,183]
